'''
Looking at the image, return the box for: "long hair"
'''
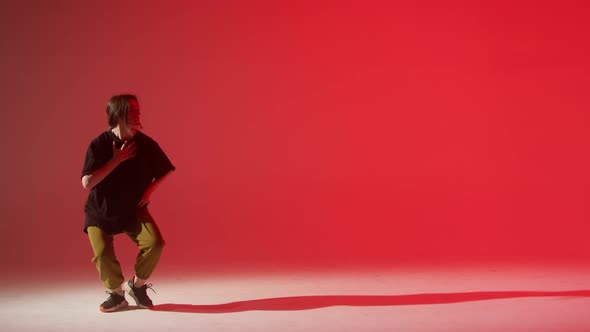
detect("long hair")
[106,94,138,128]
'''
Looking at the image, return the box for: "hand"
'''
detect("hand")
[112,140,136,164]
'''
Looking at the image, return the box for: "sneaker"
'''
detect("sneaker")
[124,279,154,308]
[99,291,128,312]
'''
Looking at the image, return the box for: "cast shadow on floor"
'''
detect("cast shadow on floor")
[150,290,590,313]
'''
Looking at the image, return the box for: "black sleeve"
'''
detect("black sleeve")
[81,139,111,178]
[150,141,176,180]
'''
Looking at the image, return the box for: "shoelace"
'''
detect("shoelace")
[135,283,157,295]
[104,291,124,302]
[105,290,123,296]
[145,283,157,295]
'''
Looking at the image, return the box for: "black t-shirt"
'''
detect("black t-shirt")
[81,130,175,234]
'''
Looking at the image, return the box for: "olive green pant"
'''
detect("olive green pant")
[87,209,165,290]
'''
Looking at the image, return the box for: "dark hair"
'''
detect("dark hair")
[106,94,138,128]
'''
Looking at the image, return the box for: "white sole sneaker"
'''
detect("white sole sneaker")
[100,299,129,312]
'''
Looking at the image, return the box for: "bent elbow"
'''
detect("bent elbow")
[81,176,91,190]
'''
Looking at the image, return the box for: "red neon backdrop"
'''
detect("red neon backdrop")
[1,1,589,272]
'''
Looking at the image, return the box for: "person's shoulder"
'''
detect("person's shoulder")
[88,130,112,146]
[135,131,158,144]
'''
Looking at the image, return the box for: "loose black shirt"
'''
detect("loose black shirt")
[81,130,175,234]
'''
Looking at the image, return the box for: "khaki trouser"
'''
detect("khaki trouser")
[87,208,165,290]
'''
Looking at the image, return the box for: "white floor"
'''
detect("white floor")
[3,264,590,332]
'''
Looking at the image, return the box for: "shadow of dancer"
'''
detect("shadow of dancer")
[150,290,590,313]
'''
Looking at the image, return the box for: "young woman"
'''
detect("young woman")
[81,94,175,312]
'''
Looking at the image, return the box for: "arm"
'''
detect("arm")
[138,170,174,207]
[81,141,136,190]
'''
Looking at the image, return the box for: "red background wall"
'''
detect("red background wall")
[2,1,589,274]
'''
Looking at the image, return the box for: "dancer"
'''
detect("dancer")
[81,94,175,312]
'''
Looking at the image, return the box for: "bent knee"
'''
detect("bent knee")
[143,237,165,252]
[90,248,113,263]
